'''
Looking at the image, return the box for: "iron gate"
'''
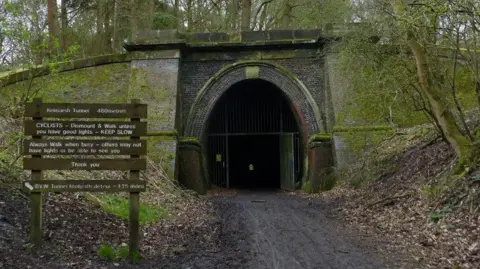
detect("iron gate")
[207,80,301,188]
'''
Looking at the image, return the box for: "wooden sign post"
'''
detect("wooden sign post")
[30,98,43,246]
[23,99,147,260]
[129,99,141,258]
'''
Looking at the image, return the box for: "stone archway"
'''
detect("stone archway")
[180,61,325,192]
[185,61,324,140]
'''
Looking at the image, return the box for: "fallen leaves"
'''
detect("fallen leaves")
[320,126,480,269]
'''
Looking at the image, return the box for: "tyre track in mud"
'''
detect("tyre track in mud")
[210,191,419,269]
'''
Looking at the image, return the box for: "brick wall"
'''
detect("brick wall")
[179,50,327,137]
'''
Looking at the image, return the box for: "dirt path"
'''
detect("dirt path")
[1,188,421,269]
[199,190,419,269]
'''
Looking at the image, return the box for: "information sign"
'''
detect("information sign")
[23,158,146,170]
[23,180,147,192]
[24,103,148,118]
[23,99,147,258]
[24,120,147,136]
[23,139,147,155]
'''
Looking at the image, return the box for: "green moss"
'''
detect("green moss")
[178,137,201,147]
[146,136,176,173]
[98,244,135,263]
[308,133,332,144]
[333,126,395,155]
[301,180,313,193]
[1,54,130,86]
[1,63,131,113]
[98,244,115,261]
[146,130,178,137]
[333,125,393,133]
[100,195,168,224]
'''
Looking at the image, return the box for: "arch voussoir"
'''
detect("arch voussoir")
[185,62,323,140]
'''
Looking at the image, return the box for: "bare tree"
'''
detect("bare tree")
[241,0,251,30]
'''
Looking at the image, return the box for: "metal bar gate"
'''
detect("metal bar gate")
[206,81,301,188]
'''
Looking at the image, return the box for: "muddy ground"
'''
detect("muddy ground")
[205,191,420,269]
[0,187,422,269]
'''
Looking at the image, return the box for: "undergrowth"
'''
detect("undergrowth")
[98,243,140,263]
[301,180,312,193]
[99,195,169,224]
[340,125,438,189]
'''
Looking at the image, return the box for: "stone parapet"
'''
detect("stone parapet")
[308,135,335,192]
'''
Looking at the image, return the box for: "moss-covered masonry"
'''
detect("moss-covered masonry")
[1,54,179,180]
[128,52,181,177]
[332,126,395,170]
[1,62,131,111]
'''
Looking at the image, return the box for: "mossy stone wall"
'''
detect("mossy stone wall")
[128,52,181,176]
[332,127,394,170]
[1,63,131,107]
[1,57,179,180]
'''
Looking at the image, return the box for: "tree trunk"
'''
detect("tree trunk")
[113,0,129,52]
[186,0,193,31]
[130,0,137,41]
[96,0,105,54]
[60,0,68,53]
[137,0,154,38]
[259,3,268,31]
[47,0,56,55]
[470,19,480,109]
[281,0,293,29]
[174,0,181,30]
[391,0,470,166]
[241,0,251,31]
[104,1,113,53]
[227,0,239,32]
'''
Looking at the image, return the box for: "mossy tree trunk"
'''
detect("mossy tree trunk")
[281,0,293,29]
[47,0,57,55]
[104,2,113,53]
[391,0,471,165]
[60,0,68,53]
[96,0,105,55]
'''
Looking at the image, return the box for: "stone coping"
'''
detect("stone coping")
[332,125,394,133]
[132,29,322,43]
[0,54,130,87]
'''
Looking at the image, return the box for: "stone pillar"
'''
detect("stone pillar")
[127,49,182,179]
[325,54,357,171]
[308,139,334,192]
[178,140,207,194]
[332,133,351,171]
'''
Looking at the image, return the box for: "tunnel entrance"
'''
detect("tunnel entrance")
[206,79,301,190]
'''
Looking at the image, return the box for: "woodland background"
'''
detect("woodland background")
[1,0,480,182]
[1,2,480,267]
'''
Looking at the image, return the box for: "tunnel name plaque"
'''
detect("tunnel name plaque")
[23,99,147,260]
[24,102,147,118]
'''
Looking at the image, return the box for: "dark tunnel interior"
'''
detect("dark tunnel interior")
[207,79,301,190]
[228,135,280,189]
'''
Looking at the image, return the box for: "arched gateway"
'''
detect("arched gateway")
[185,62,323,139]
[121,29,346,194]
[184,62,324,190]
